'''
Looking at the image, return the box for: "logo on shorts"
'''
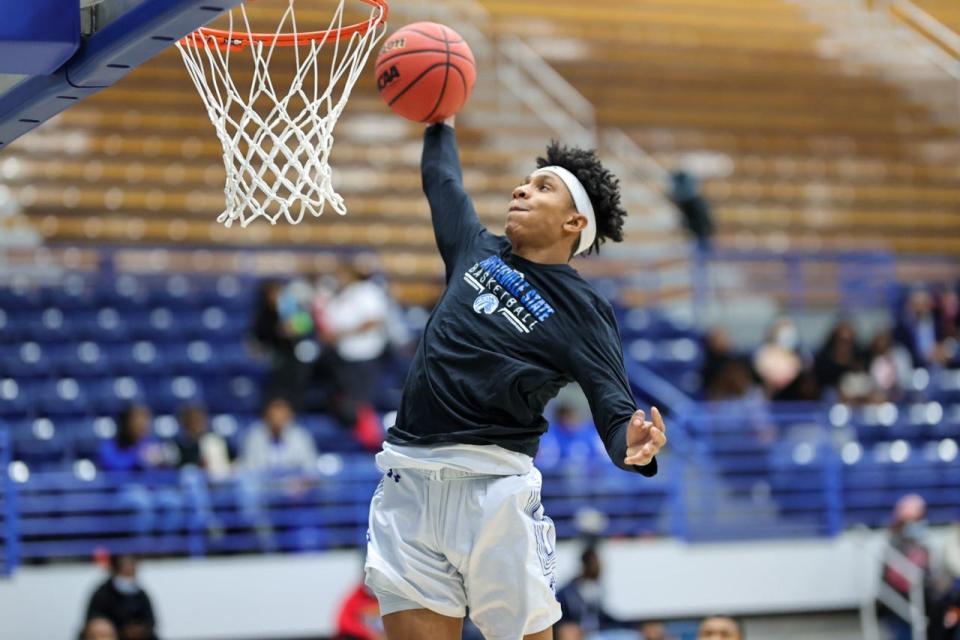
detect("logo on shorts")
[472,293,499,315]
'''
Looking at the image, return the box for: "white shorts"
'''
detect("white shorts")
[364,450,561,640]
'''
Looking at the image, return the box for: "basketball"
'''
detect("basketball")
[374,22,477,123]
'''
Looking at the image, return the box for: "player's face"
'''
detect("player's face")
[506,173,581,253]
[697,617,741,640]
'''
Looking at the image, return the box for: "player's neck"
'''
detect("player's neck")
[511,243,571,266]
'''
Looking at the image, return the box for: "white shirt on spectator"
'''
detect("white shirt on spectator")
[240,423,318,473]
[325,279,390,362]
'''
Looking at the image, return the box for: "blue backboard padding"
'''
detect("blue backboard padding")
[0,0,80,75]
[0,0,243,149]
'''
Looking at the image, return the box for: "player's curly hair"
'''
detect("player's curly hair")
[537,141,627,257]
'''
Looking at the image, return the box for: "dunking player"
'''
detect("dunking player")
[364,117,668,640]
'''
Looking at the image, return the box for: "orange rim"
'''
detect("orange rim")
[181,0,389,50]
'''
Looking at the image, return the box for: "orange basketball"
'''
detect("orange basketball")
[374,22,477,123]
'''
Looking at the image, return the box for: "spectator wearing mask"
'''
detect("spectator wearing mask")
[319,257,391,450]
[84,555,157,640]
[556,545,623,640]
[99,404,181,536]
[697,616,744,640]
[754,317,818,401]
[79,618,118,640]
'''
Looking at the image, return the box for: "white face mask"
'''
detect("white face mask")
[112,576,140,595]
[776,326,799,350]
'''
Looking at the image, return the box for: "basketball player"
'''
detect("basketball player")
[364,117,667,640]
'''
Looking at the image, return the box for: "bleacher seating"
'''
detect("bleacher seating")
[477,0,960,256]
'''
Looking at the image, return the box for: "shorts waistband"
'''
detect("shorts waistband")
[384,466,492,481]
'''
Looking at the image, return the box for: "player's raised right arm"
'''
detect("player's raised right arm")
[421,119,486,280]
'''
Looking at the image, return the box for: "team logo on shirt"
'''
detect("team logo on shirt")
[463,255,555,334]
[472,293,499,314]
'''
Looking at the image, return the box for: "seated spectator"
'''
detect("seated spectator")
[99,404,181,536]
[237,397,319,550]
[174,404,231,480]
[85,554,157,640]
[556,545,624,640]
[79,617,118,640]
[753,317,818,401]
[702,327,755,401]
[240,397,318,474]
[98,404,172,473]
[815,320,865,393]
[867,330,913,403]
[173,404,231,537]
[697,615,744,640]
[896,288,951,367]
[537,394,606,473]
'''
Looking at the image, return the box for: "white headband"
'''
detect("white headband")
[532,166,597,256]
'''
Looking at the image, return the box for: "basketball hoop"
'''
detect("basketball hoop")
[176,0,389,228]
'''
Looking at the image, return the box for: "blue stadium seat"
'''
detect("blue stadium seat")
[73,308,132,343]
[144,376,204,413]
[204,375,261,414]
[36,378,91,416]
[11,417,70,466]
[50,342,111,378]
[89,377,146,414]
[0,342,51,378]
[103,341,170,376]
[38,277,93,310]
[16,308,75,342]
[93,275,148,310]
[0,378,32,418]
[126,307,182,342]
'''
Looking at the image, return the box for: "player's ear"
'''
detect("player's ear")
[563,213,588,234]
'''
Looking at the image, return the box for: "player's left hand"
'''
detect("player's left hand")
[624,406,667,467]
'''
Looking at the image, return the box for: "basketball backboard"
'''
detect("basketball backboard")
[0,0,241,150]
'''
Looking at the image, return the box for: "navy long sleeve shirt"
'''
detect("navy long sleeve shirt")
[386,124,656,476]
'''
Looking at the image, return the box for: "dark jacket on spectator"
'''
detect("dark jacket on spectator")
[86,577,157,640]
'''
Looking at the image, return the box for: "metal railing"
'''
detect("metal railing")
[861,541,928,640]
[875,0,960,78]
[0,429,16,577]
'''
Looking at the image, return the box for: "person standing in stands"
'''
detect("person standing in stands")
[84,554,157,640]
[319,256,391,450]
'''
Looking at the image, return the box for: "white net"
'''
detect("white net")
[176,0,387,227]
